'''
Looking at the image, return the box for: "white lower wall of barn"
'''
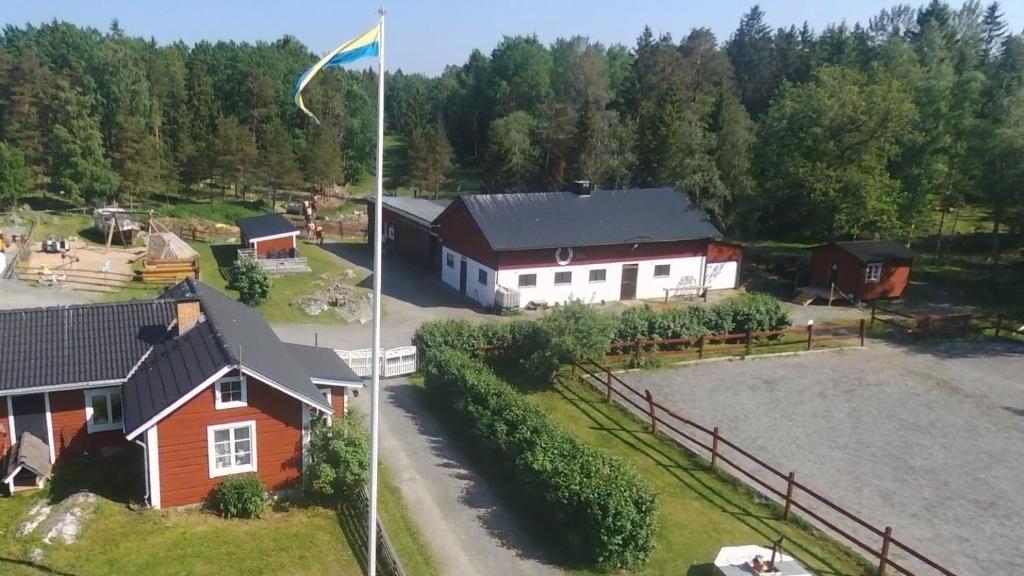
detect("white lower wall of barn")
[442,246,739,308]
[441,247,498,307]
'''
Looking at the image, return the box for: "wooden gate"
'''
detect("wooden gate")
[335,347,417,379]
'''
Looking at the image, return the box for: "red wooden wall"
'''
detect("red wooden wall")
[434,201,498,267]
[156,372,304,508]
[810,245,912,300]
[707,241,742,263]
[50,390,126,461]
[251,235,296,258]
[0,398,9,461]
[497,239,708,269]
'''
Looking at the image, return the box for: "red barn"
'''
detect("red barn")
[433,185,742,309]
[809,240,915,301]
[365,196,449,272]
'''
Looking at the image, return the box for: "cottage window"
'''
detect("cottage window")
[554,271,572,285]
[589,269,606,283]
[865,262,882,283]
[518,274,537,288]
[84,388,123,433]
[208,421,257,478]
[654,264,671,278]
[478,269,488,285]
[446,253,455,268]
[215,375,248,410]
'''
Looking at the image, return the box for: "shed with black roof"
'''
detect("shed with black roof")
[809,240,916,301]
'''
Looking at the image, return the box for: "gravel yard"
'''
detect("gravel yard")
[624,340,1024,575]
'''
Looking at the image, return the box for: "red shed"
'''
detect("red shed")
[809,240,915,301]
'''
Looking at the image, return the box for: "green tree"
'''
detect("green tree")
[231,257,272,306]
[47,80,120,204]
[258,119,298,204]
[112,116,163,202]
[727,5,776,116]
[755,66,917,239]
[214,115,257,197]
[490,36,554,117]
[485,111,537,192]
[407,121,454,198]
[302,123,344,194]
[0,142,31,208]
[305,414,370,506]
[979,86,1024,259]
[0,49,52,181]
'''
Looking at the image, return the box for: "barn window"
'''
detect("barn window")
[84,388,124,433]
[446,253,455,268]
[554,271,572,285]
[518,274,537,288]
[208,421,257,478]
[654,264,671,278]
[589,269,606,283]
[865,262,882,283]
[478,269,488,285]
[215,375,248,410]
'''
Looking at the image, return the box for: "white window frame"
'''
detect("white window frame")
[518,273,537,288]
[554,271,572,285]
[589,269,606,283]
[865,262,882,283]
[478,268,488,285]
[84,387,124,433]
[446,253,455,268]
[215,375,248,410]
[207,420,257,478]
[654,264,671,278]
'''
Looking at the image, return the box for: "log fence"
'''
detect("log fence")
[871,304,1024,342]
[573,359,959,576]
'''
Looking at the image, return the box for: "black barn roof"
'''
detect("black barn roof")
[818,240,916,263]
[236,213,298,240]
[444,188,723,251]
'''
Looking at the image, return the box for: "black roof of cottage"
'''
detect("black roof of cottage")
[0,300,176,392]
[822,240,916,263]
[285,343,362,384]
[448,188,723,251]
[235,213,298,240]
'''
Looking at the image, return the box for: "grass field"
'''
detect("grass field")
[524,375,870,576]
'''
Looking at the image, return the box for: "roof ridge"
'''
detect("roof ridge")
[0,297,173,317]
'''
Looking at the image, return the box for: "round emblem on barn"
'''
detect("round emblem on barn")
[555,247,573,266]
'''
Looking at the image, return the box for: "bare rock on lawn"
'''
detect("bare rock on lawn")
[16,500,52,538]
[30,492,99,545]
[293,274,372,323]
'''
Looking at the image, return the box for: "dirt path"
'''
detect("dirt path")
[349,379,562,576]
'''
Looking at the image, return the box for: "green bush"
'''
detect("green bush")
[231,257,272,306]
[305,414,370,506]
[216,474,269,519]
[414,318,557,381]
[614,293,790,342]
[421,348,657,568]
[540,300,618,366]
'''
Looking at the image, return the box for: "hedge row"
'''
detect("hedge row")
[413,318,558,379]
[420,348,657,568]
[616,292,791,342]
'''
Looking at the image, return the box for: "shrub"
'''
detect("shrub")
[540,300,618,365]
[414,318,556,381]
[305,414,370,506]
[613,293,789,342]
[721,292,791,333]
[421,348,657,568]
[231,257,272,306]
[216,474,269,519]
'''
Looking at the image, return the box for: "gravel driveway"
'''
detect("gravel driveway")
[622,341,1024,575]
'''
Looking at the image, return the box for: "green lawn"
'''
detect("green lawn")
[378,465,442,576]
[348,134,483,200]
[524,375,870,576]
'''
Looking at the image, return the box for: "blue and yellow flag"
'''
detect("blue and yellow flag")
[293,23,381,123]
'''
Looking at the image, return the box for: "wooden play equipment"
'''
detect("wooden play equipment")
[140,217,200,284]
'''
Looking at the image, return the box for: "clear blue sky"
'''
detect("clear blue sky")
[4,0,1021,74]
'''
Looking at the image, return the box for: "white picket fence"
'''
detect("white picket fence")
[335,346,417,378]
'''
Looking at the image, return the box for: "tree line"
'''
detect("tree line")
[387,1,1024,241]
[1,3,1023,242]
[0,19,376,209]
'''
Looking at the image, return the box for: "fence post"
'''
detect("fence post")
[710,426,720,471]
[745,330,753,356]
[995,315,1002,337]
[878,526,893,576]
[644,389,657,432]
[698,334,705,360]
[870,304,876,329]
[806,322,814,351]
[634,338,644,364]
[783,471,796,520]
[604,368,613,403]
[859,319,866,347]
[921,315,931,337]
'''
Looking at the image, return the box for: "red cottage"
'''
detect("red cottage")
[1,279,362,506]
[809,240,915,301]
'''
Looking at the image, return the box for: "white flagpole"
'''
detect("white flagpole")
[368,8,385,576]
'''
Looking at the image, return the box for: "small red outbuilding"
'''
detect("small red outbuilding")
[809,240,915,301]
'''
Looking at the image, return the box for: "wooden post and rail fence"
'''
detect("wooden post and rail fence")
[607,320,868,365]
[573,359,959,576]
[869,304,1024,341]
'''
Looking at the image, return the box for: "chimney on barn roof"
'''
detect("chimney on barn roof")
[570,180,593,197]
[176,298,202,336]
